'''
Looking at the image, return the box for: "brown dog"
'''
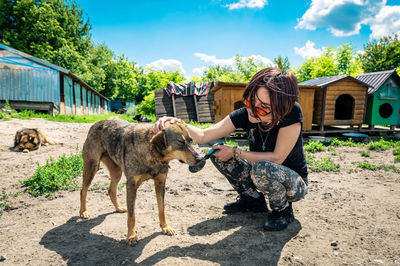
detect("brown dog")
[14,128,59,153]
[79,120,205,245]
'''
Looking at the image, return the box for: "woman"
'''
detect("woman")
[155,67,308,231]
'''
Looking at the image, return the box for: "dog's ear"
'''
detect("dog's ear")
[14,130,22,147]
[150,129,166,158]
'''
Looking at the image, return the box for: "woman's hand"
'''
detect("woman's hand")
[153,116,181,133]
[212,144,234,162]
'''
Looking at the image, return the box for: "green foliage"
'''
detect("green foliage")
[367,138,398,151]
[294,44,363,83]
[20,152,83,197]
[357,162,400,173]
[392,146,400,156]
[394,155,400,163]
[0,192,11,218]
[361,150,370,157]
[306,154,340,172]
[200,56,268,82]
[273,56,290,71]
[328,138,362,147]
[359,34,400,73]
[304,141,325,153]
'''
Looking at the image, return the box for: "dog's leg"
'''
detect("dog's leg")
[80,160,99,219]
[101,155,126,213]
[126,178,140,245]
[154,174,175,236]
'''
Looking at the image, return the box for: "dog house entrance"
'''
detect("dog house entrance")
[335,94,354,120]
[379,103,393,118]
[234,100,245,110]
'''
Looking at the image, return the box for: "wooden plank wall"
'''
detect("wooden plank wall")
[155,89,215,122]
[312,80,367,126]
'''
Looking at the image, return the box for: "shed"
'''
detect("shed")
[212,82,247,123]
[356,69,400,127]
[212,81,315,131]
[298,76,369,132]
[155,81,215,122]
[0,44,108,115]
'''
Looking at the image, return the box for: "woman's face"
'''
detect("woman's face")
[247,86,273,124]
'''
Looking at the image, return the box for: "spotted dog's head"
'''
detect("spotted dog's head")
[14,128,41,153]
[150,122,205,172]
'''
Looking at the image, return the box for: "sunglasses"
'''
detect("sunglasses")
[244,99,271,117]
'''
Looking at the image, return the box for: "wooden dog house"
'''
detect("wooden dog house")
[299,76,369,132]
[212,82,247,123]
[212,81,315,131]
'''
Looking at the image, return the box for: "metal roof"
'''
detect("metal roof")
[0,43,108,101]
[356,69,398,94]
[298,75,370,88]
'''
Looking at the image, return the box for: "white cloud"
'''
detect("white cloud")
[192,66,207,76]
[295,0,386,37]
[294,41,323,59]
[145,59,185,74]
[194,52,272,67]
[226,0,267,10]
[369,5,400,39]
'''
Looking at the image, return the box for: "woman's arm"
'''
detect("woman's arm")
[213,122,301,164]
[155,115,236,145]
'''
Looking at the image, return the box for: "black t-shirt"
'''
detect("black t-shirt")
[229,102,308,184]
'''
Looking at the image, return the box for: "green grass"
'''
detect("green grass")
[357,162,400,173]
[361,150,370,157]
[306,154,340,172]
[304,141,326,153]
[0,192,11,218]
[20,152,83,197]
[328,138,363,147]
[367,138,399,151]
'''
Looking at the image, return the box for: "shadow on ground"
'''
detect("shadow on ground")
[40,212,301,265]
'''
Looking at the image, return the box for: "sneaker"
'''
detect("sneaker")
[224,194,268,213]
[263,203,294,231]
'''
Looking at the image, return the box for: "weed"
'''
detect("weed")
[395,155,400,163]
[347,168,358,174]
[393,146,400,156]
[304,141,325,153]
[306,154,340,172]
[357,162,400,173]
[361,151,370,157]
[20,152,83,197]
[330,151,338,156]
[367,138,398,151]
[0,192,11,218]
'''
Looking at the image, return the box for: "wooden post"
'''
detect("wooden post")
[320,87,327,133]
[59,73,65,115]
[193,95,199,122]
[171,94,177,117]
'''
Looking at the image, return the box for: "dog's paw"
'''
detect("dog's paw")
[22,149,29,153]
[116,207,127,213]
[79,211,90,219]
[126,234,138,245]
[161,226,175,235]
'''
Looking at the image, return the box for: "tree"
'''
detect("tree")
[273,56,290,71]
[294,44,363,82]
[200,56,267,82]
[359,34,400,73]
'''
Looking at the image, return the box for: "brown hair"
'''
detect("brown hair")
[242,67,299,129]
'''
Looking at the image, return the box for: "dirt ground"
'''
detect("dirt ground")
[0,118,399,265]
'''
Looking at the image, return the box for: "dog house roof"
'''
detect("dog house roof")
[356,69,400,94]
[298,75,369,88]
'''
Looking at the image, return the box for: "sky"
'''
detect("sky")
[74,0,400,78]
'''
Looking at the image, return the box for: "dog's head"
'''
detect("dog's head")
[14,128,41,152]
[150,122,205,172]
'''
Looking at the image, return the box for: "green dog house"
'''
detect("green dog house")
[356,69,400,127]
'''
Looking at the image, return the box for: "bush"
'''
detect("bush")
[20,152,83,197]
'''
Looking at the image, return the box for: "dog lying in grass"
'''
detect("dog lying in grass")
[79,120,206,245]
[13,128,59,153]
